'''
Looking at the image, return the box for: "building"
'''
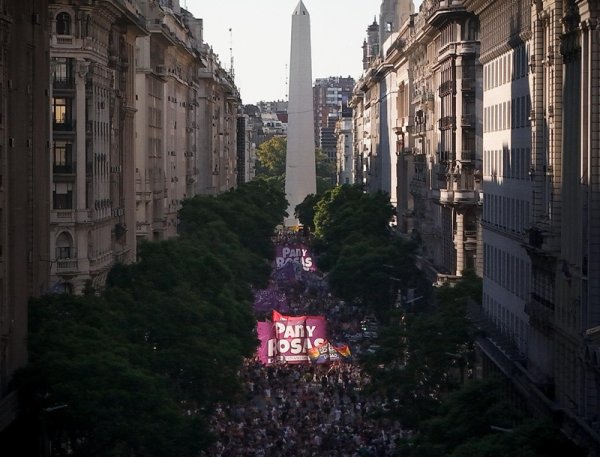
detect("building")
[407,0,482,279]
[237,112,257,185]
[313,76,355,162]
[48,0,147,293]
[135,0,239,240]
[354,0,600,451]
[0,0,51,435]
[463,0,600,452]
[335,107,354,185]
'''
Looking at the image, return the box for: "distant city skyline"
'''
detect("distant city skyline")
[185,0,422,105]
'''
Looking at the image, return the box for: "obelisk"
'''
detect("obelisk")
[284,0,316,227]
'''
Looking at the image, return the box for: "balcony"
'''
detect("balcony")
[53,163,75,174]
[438,150,454,163]
[459,150,476,162]
[56,259,78,273]
[439,189,453,205]
[53,76,75,90]
[89,252,113,271]
[439,116,456,130]
[53,120,75,132]
[51,210,74,223]
[439,80,455,97]
[462,78,475,92]
[461,114,476,128]
[439,189,478,205]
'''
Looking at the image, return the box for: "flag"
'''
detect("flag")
[334,344,352,359]
[308,340,332,364]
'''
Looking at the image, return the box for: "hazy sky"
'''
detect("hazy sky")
[184,0,422,105]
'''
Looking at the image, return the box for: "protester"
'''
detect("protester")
[205,235,406,457]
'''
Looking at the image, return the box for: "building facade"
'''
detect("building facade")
[134,0,240,241]
[335,109,354,185]
[353,0,482,279]
[313,76,355,162]
[464,0,600,451]
[0,0,51,433]
[48,0,147,293]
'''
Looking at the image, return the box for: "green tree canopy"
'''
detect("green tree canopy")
[313,184,395,270]
[255,136,287,178]
[399,379,587,457]
[15,181,286,457]
[255,139,335,201]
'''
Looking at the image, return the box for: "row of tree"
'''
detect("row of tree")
[294,184,585,456]
[254,136,336,194]
[297,184,430,322]
[8,179,287,457]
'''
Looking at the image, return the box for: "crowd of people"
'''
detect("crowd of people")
[205,238,409,456]
[207,362,405,456]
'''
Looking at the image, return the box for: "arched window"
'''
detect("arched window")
[55,232,74,259]
[56,12,71,36]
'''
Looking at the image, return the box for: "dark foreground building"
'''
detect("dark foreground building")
[0,0,51,446]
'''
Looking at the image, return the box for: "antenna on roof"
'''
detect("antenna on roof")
[285,64,288,102]
[229,28,235,79]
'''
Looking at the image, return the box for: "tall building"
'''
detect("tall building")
[352,0,416,212]
[48,0,147,293]
[285,0,316,226]
[335,107,354,185]
[313,76,355,161]
[0,0,50,434]
[463,0,600,451]
[134,0,240,241]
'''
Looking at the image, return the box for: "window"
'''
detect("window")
[53,183,73,209]
[53,141,73,173]
[53,57,73,87]
[55,232,74,259]
[56,12,71,35]
[53,97,72,129]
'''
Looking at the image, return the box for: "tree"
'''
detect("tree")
[255,139,336,197]
[327,237,427,319]
[313,184,394,270]
[399,380,587,457]
[255,136,287,178]
[315,148,336,194]
[15,182,287,457]
[295,193,320,233]
[361,274,480,427]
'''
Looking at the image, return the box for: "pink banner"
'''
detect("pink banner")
[275,243,316,272]
[256,312,328,364]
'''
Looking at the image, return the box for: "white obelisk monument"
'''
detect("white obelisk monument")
[284,0,316,227]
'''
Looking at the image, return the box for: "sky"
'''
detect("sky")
[184,0,422,105]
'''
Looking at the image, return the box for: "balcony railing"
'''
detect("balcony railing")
[53,76,75,90]
[439,116,456,130]
[53,163,75,174]
[461,114,476,127]
[56,259,78,273]
[438,150,454,163]
[53,120,75,132]
[462,78,475,91]
[459,150,476,162]
[439,189,477,205]
[439,80,455,97]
